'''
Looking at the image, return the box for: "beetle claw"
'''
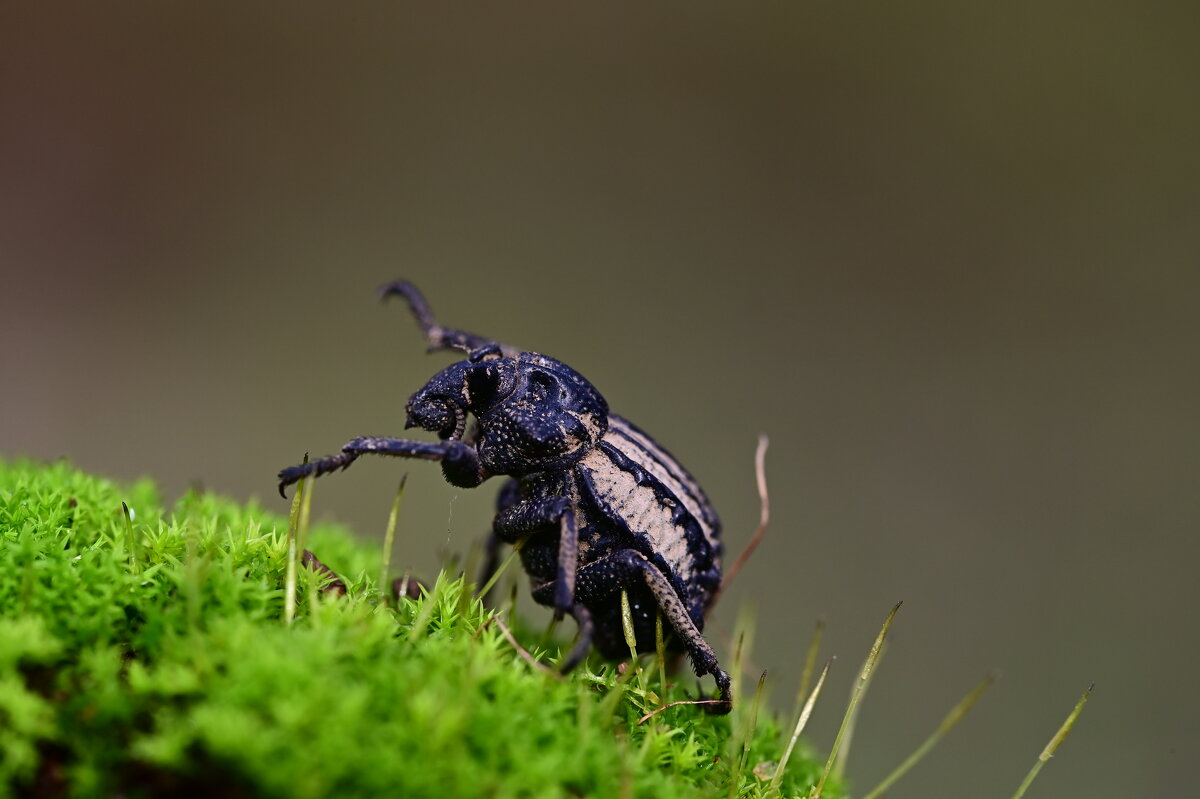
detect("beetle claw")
[702,670,734,715]
[277,464,310,498]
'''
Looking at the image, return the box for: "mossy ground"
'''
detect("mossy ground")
[0,460,840,798]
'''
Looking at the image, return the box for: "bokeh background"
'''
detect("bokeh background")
[3,3,1197,796]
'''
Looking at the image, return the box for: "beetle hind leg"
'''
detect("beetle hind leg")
[571,549,733,714]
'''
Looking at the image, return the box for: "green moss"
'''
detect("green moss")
[0,460,838,799]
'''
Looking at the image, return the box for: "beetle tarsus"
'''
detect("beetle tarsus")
[561,604,595,673]
[705,669,733,715]
[278,451,359,497]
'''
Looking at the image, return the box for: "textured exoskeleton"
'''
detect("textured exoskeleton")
[278,281,731,711]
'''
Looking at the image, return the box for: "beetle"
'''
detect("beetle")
[278,281,732,712]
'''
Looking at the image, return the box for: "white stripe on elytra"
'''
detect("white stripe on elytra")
[605,417,715,536]
[578,448,695,576]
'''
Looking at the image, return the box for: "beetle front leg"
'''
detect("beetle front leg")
[278,437,486,497]
[493,496,578,619]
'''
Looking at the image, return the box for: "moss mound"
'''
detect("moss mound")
[0,460,836,798]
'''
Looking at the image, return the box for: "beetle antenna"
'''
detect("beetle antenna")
[378,279,518,357]
[378,280,437,330]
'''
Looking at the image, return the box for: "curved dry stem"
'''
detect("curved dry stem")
[719,435,770,599]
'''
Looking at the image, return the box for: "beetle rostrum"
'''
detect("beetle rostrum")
[278,281,732,713]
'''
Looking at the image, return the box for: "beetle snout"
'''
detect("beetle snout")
[406,396,466,440]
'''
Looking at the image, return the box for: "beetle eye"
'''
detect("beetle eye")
[527,370,559,402]
[466,363,503,410]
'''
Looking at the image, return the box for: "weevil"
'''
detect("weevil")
[278,281,732,712]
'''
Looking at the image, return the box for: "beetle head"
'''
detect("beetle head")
[405,358,519,440]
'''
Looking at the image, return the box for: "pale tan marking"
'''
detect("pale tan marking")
[578,448,695,575]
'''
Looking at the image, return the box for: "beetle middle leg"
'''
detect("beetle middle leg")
[492,496,579,620]
[559,603,595,673]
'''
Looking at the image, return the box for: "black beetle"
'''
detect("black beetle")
[278,281,732,712]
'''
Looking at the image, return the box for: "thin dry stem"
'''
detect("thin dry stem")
[471,616,496,640]
[719,435,770,598]
[494,616,561,679]
[636,698,730,725]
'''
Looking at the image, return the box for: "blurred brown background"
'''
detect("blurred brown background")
[2,3,1197,796]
